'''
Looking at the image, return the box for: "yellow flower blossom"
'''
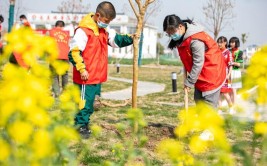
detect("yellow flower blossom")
[27,109,51,128]
[53,125,79,142]
[254,122,267,135]
[244,45,267,104]
[157,139,183,161]
[8,121,33,144]
[0,139,11,161]
[189,136,210,154]
[0,101,16,126]
[0,27,78,165]
[51,60,69,75]
[31,130,55,159]
[90,124,102,137]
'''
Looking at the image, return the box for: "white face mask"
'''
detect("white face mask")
[97,17,109,28]
[171,32,182,41]
[20,19,25,24]
[97,21,108,28]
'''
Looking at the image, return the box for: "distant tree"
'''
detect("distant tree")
[57,0,90,13]
[128,0,156,108]
[203,0,235,40]
[14,0,28,19]
[156,32,164,65]
[157,42,164,55]
[241,33,249,48]
[2,0,27,31]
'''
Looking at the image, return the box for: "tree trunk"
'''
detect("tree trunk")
[132,17,143,108]
[129,0,155,108]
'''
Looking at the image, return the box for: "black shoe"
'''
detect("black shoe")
[78,126,91,139]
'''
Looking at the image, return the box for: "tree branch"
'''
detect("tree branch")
[148,0,155,4]
[129,0,139,18]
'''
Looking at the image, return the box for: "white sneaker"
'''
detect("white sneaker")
[200,130,214,141]
[218,110,224,115]
[229,108,236,115]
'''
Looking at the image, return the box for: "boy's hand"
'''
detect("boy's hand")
[130,33,140,39]
[81,70,89,80]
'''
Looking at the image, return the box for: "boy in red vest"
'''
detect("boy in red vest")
[8,15,31,68]
[19,15,31,28]
[163,15,226,107]
[69,1,135,138]
[49,20,70,98]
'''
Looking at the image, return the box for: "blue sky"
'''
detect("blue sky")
[1,0,267,46]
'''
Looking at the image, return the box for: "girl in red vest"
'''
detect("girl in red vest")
[217,36,234,113]
[163,15,226,107]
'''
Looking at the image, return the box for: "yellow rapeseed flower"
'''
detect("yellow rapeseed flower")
[0,138,11,161]
[51,60,69,75]
[157,139,183,161]
[189,136,210,154]
[8,121,33,144]
[254,122,267,135]
[53,125,79,142]
[90,124,102,137]
[244,45,267,104]
[0,101,16,126]
[31,130,55,159]
[27,109,51,128]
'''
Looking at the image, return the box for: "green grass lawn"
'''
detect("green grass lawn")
[71,65,259,166]
[73,65,198,165]
[1,62,258,165]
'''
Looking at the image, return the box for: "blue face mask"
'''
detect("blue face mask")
[97,20,109,28]
[171,33,182,41]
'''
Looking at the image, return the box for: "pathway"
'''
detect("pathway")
[102,77,165,100]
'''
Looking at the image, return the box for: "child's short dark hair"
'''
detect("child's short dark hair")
[19,14,27,19]
[0,15,4,23]
[217,36,228,47]
[55,20,65,27]
[96,1,116,19]
[228,37,240,48]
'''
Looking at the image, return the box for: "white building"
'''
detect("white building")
[26,13,157,59]
[245,44,259,61]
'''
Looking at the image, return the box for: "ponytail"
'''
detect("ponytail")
[163,15,194,49]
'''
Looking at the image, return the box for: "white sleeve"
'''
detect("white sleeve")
[108,29,119,48]
[69,28,88,51]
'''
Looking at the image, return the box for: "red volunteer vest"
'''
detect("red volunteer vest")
[49,28,70,60]
[177,32,226,91]
[73,27,108,84]
[13,52,30,69]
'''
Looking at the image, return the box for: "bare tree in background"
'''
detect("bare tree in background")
[128,0,156,109]
[241,33,249,68]
[1,0,27,29]
[14,0,28,19]
[241,33,249,48]
[203,0,235,40]
[57,0,90,13]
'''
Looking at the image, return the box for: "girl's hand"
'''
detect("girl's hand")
[184,86,191,92]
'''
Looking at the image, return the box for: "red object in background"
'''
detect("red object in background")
[35,29,49,35]
[35,29,69,36]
